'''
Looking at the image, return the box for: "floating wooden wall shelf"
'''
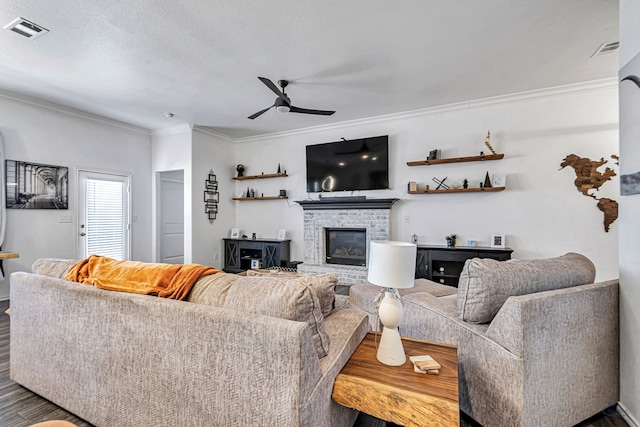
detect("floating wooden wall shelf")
[233,173,288,181]
[408,187,505,194]
[232,196,289,201]
[407,153,504,166]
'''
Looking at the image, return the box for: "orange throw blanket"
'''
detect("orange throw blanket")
[65,255,219,300]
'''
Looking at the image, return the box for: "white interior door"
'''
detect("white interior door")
[77,170,131,260]
[157,170,184,264]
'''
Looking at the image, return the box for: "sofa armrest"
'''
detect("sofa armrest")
[485,279,619,426]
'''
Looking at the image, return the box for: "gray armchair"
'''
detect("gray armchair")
[350,253,619,427]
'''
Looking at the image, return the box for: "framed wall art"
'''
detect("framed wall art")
[5,160,68,209]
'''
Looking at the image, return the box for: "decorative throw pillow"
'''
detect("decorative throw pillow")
[457,252,596,324]
[32,258,78,279]
[246,270,337,317]
[189,273,330,358]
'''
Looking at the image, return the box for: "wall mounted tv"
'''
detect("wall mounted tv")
[306,135,389,193]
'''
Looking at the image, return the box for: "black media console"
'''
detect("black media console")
[223,238,290,273]
[416,245,513,287]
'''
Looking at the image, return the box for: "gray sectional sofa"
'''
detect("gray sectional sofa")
[10,259,368,427]
[349,252,619,427]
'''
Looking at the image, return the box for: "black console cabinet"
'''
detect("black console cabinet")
[223,238,291,273]
[416,245,513,287]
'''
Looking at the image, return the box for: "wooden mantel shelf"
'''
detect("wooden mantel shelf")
[407,153,504,166]
[0,252,19,259]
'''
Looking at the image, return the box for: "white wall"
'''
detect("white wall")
[191,128,236,268]
[151,126,237,268]
[151,125,192,262]
[0,94,152,298]
[618,2,640,424]
[235,83,619,281]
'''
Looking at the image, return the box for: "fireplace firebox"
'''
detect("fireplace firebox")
[325,228,366,266]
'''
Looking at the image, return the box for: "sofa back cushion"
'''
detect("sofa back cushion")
[457,252,596,323]
[32,258,77,278]
[246,270,336,317]
[188,273,330,358]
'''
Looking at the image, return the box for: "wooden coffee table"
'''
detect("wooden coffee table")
[332,332,459,427]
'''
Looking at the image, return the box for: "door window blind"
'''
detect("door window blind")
[85,178,126,260]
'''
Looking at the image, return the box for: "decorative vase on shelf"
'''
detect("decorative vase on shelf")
[236,164,245,177]
[445,234,457,247]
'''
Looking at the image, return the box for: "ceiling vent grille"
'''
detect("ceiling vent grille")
[3,17,49,39]
[592,41,619,57]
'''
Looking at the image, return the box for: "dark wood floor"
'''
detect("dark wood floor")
[0,299,629,427]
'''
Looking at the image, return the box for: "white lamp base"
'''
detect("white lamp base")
[376,290,406,366]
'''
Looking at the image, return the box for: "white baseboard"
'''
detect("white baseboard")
[619,402,640,427]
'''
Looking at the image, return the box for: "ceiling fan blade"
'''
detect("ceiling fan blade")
[289,105,335,116]
[258,77,284,97]
[248,104,275,120]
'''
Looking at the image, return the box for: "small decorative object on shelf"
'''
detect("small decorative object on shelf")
[432,177,449,190]
[204,170,219,222]
[484,130,497,155]
[246,186,250,197]
[428,149,440,160]
[463,179,469,189]
[277,163,282,173]
[252,233,257,240]
[483,172,492,188]
[408,181,417,192]
[491,234,506,248]
[236,164,245,177]
[445,234,457,247]
[279,189,287,197]
[492,172,506,187]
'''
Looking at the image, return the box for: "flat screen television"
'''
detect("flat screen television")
[306,135,389,192]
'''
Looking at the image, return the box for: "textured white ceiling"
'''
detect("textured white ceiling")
[0,0,619,138]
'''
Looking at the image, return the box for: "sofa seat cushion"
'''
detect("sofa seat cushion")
[349,279,457,315]
[188,273,330,358]
[457,252,596,323]
[246,269,337,317]
[402,292,489,346]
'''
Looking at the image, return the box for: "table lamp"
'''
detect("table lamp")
[367,240,417,366]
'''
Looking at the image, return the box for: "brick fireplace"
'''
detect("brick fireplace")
[297,198,397,287]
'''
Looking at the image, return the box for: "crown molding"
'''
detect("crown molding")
[0,88,150,135]
[192,125,235,142]
[150,123,194,137]
[234,78,618,143]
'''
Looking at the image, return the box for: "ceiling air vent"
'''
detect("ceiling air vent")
[591,41,619,57]
[3,17,49,40]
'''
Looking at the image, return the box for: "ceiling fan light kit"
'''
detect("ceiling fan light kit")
[248,77,335,119]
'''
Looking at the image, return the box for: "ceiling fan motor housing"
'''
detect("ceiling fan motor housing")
[275,96,291,112]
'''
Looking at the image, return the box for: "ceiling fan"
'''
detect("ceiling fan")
[248,77,336,120]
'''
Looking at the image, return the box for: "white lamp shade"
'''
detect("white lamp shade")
[367,240,417,289]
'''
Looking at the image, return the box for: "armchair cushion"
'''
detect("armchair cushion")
[457,252,595,323]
